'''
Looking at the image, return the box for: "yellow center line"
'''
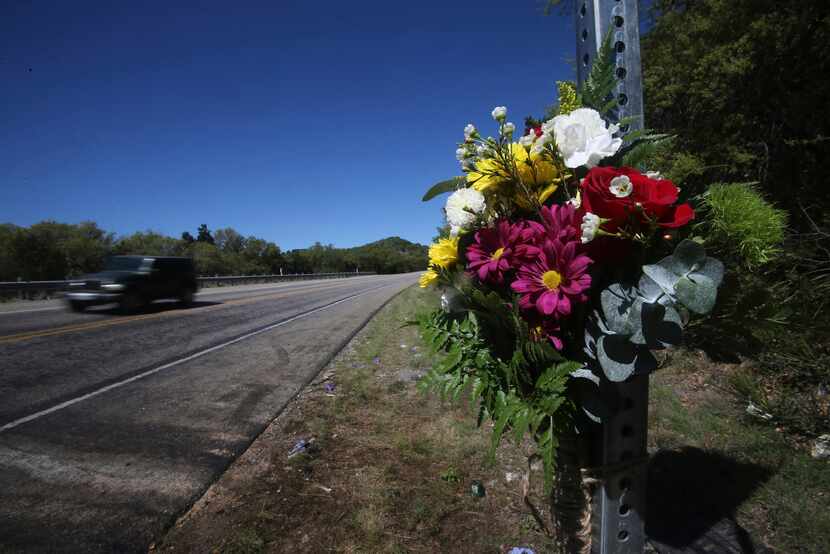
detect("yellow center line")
[0,280,362,345]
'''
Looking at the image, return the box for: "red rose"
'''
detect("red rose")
[579,166,694,230]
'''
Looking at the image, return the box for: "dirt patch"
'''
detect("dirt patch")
[157,287,549,553]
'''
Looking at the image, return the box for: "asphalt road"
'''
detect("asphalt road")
[0,273,418,552]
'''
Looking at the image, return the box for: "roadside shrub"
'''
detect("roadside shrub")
[698,183,787,269]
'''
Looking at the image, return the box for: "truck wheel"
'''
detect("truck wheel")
[179,287,195,307]
[119,291,144,314]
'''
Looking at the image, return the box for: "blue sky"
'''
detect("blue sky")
[1,0,577,250]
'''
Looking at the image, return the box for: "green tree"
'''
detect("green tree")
[196,224,214,244]
[113,231,180,256]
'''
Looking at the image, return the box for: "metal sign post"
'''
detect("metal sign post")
[576,1,648,552]
[576,0,644,133]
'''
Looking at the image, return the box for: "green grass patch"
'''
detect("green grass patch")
[650,361,830,552]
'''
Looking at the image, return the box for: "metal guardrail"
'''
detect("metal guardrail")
[0,272,377,295]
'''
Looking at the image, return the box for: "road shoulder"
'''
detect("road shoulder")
[157,286,546,553]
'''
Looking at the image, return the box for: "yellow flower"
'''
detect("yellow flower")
[512,143,558,186]
[466,158,510,192]
[428,236,459,269]
[556,81,581,116]
[419,269,438,288]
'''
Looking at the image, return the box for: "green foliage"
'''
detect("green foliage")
[579,30,616,115]
[0,221,113,281]
[620,134,674,170]
[643,0,829,438]
[698,183,787,269]
[0,220,424,281]
[417,308,579,492]
[422,177,464,202]
[643,0,830,219]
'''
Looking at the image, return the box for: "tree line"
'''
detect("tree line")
[0,221,427,281]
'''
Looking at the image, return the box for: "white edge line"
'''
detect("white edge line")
[0,285,390,433]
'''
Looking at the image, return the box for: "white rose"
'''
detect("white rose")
[503,121,516,135]
[551,108,622,169]
[445,188,486,232]
[491,106,507,121]
[580,212,600,244]
[455,148,467,161]
[609,175,633,198]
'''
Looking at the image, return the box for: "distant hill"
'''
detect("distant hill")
[288,236,427,275]
[348,236,427,274]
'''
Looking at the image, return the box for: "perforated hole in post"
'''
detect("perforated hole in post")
[615,41,626,53]
[581,29,588,41]
[616,67,627,79]
[580,3,587,17]
[618,530,630,542]
[618,93,629,106]
[619,503,631,516]
[583,53,590,67]
[614,15,624,27]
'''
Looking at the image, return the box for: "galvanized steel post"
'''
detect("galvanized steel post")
[576,1,648,552]
[575,0,644,133]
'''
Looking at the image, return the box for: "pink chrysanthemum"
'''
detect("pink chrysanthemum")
[511,238,592,317]
[523,203,581,246]
[539,203,581,243]
[466,220,537,285]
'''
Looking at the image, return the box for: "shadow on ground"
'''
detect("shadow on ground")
[646,447,773,554]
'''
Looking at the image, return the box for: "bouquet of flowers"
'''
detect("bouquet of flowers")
[417,82,724,491]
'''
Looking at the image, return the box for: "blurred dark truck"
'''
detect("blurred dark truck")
[65,255,198,313]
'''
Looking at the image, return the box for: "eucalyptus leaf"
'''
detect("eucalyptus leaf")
[597,335,658,381]
[640,302,683,349]
[642,262,679,296]
[570,367,607,423]
[600,283,637,334]
[422,176,464,202]
[691,257,725,287]
[671,239,707,274]
[675,274,718,314]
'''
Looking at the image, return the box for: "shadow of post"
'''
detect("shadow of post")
[645,447,773,553]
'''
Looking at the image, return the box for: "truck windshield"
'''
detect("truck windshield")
[104,257,148,271]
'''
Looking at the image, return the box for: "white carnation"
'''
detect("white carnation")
[455,148,467,161]
[491,106,507,121]
[519,133,536,148]
[580,212,600,244]
[530,132,552,155]
[551,108,622,169]
[445,188,486,234]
